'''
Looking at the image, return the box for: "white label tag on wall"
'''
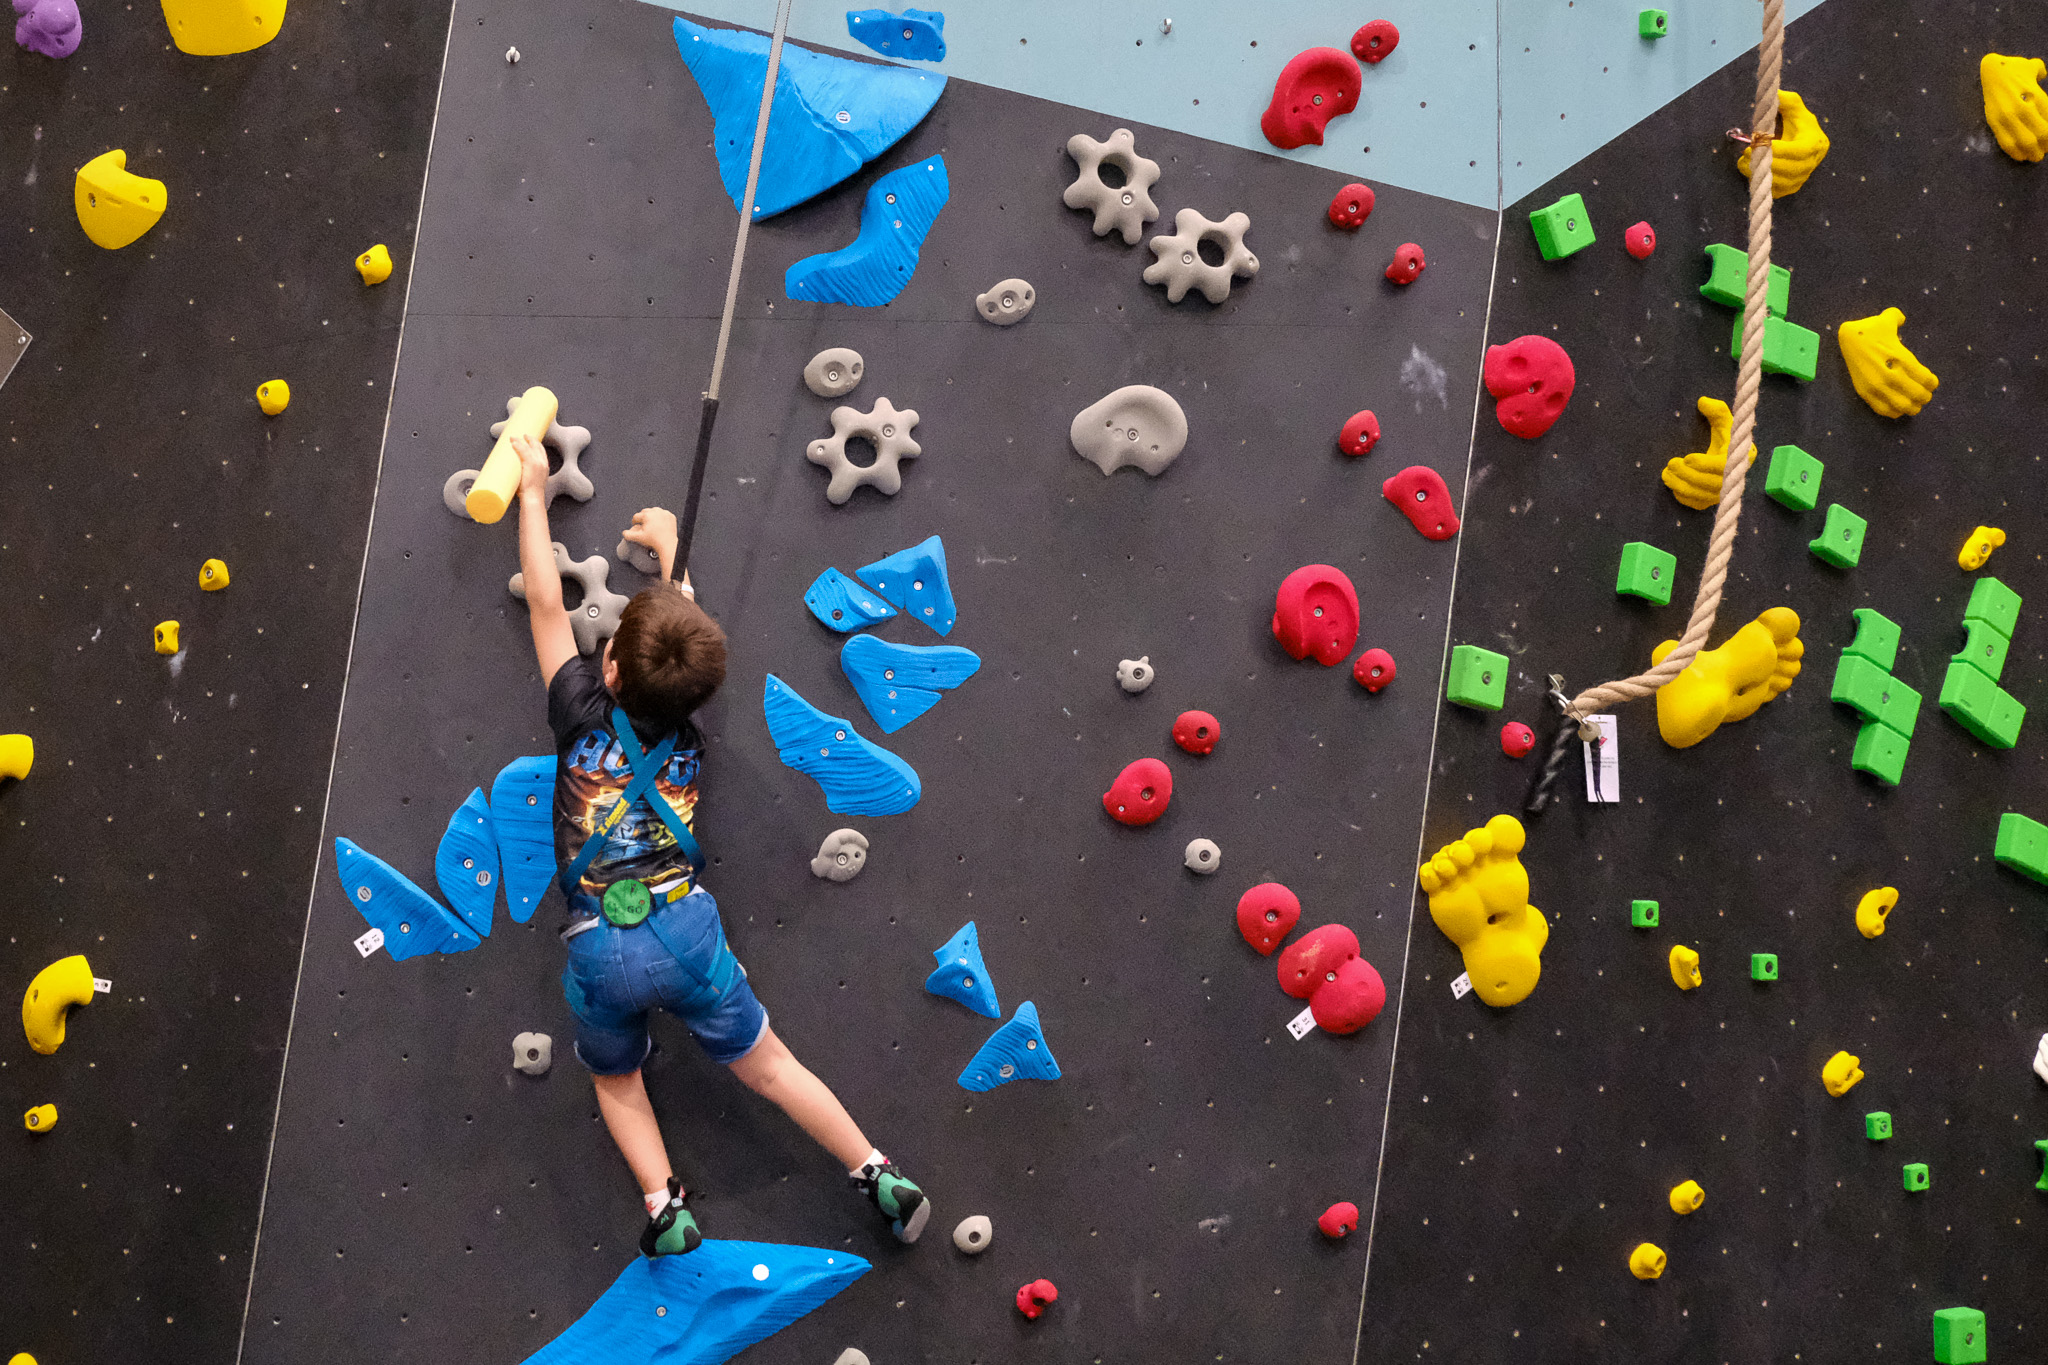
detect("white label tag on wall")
[1582,713,1619,803]
[355,927,386,958]
[92,978,112,994]
[1286,1005,1318,1041]
[1451,972,1473,1000]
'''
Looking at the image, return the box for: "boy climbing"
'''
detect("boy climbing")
[509,432,930,1256]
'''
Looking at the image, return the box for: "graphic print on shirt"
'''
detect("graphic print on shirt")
[555,726,703,906]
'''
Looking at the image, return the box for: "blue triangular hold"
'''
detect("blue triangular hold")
[785,155,950,307]
[840,634,980,733]
[335,838,482,961]
[434,787,498,938]
[763,675,921,815]
[958,1000,1060,1091]
[847,8,946,62]
[489,755,557,923]
[804,566,897,633]
[671,15,945,221]
[855,535,956,635]
[520,1240,870,1365]
[925,921,999,1018]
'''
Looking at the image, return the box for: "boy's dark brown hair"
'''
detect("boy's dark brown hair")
[610,586,728,732]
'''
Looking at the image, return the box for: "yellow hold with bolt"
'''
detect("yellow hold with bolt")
[1958,526,2005,572]
[24,1103,57,1133]
[1668,1180,1704,1215]
[1822,1049,1864,1097]
[22,955,94,1055]
[1668,944,1702,991]
[199,558,231,591]
[1856,887,1897,938]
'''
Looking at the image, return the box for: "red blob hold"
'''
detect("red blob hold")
[1016,1279,1059,1319]
[1624,220,1656,260]
[1312,957,1387,1033]
[1236,882,1302,956]
[1327,181,1375,229]
[1103,758,1173,826]
[1382,466,1460,541]
[1272,564,1361,666]
[1384,243,1426,284]
[1500,722,1536,758]
[1482,334,1576,440]
[1278,924,1361,999]
[1352,647,1396,692]
[1350,19,1399,63]
[1172,710,1221,756]
[1337,409,1381,457]
[1260,47,1362,150]
[1318,1200,1361,1238]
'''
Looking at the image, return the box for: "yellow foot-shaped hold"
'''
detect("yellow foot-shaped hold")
[1668,1180,1705,1215]
[1661,396,1749,511]
[1856,886,1898,938]
[1838,308,1938,418]
[1629,1243,1667,1281]
[1418,813,1548,1007]
[1668,944,1702,990]
[161,0,287,54]
[74,149,166,250]
[1959,526,2006,571]
[1981,54,2048,162]
[22,955,94,1055]
[1737,91,1830,197]
[0,733,31,781]
[1822,1049,1864,1097]
[1652,607,1804,749]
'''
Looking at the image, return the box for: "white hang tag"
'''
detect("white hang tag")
[1451,972,1473,1000]
[92,977,112,994]
[1286,1006,1318,1040]
[355,927,387,958]
[1582,713,1619,803]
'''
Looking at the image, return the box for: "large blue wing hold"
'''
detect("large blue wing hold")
[433,787,498,938]
[958,1000,1061,1091]
[925,920,999,1019]
[855,534,956,635]
[520,1240,870,1365]
[762,674,921,816]
[784,156,950,306]
[488,755,558,923]
[840,634,981,733]
[670,16,945,221]
[803,566,897,633]
[846,8,946,62]
[334,838,481,961]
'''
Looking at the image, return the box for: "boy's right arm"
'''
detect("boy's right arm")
[514,433,579,688]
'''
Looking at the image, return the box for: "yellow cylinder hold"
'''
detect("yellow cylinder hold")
[0,734,31,781]
[1668,1179,1704,1215]
[466,386,558,524]
[256,379,290,415]
[161,0,287,54]
[74,150,167,250]
[24,1103,57,1133]
[199,558,230,591]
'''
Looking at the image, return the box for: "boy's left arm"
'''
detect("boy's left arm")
[514,433,579,687]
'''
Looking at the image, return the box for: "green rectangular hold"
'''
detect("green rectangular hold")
[1749,952,1778,981]
[1954,617,2011,682]
[1831,654,1918,735]
[1700,243,1790,315]
[1964,575,2022,640]
[1941,661,2026,749]
[1852,722,1911,786]
[1996,812,2048,884]
[1446,644,1510,711]
[1932,1306,1987,1364]
[1809,503,1867,568]
[1865,1111,1893,1141]
[1529,193,1596,261]
[1729,311,1820,381]
[1845,607,1901,671]
[1763,444,1824,511]
[1616,541,1677,605]
[1903,1162,1931,1192]
[1638,8,1668,38]
[1630,899,1659,928]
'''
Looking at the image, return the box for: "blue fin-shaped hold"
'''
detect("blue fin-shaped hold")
[855,534,956,635]
[804,566,898,633]
[489,755,558,923]
[840,634,981,733]
[763,674,921,816]
[847,8,946,62]
[335,838,482,961]
[434,787,499,938]
[520,1240,870,1365]
[958,1000,1060,1091]
[925,921,1000,1018]
[671,16,945,221]
[785,156,950,307]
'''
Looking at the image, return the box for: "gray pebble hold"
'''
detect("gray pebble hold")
[1184,837,1221,875]
[1144,208,1259,305]
[804,347,866,398]
[512,1031,551,1075]
[1070,385,1187,477]
[952,1213,992,1254]
[810,828,870,882]
[615,535,662,577]
[1062,129,1162,245]
[975,278,1035,325]
[1117,656,1154,693]
[808,397,920,505]
[832,1351,871,1365]
[510,542,632,655]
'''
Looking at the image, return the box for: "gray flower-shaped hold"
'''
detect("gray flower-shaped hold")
[444,398,595,518]
[509,542,632,655]
[808,397,921,505]
[1062,129,1162,245]
[1144,208,1259,305]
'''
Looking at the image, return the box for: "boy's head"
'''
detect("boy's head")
[601,586,727,732]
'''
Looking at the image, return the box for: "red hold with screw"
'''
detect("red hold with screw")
[1172,710,1221,756]
[1353,647,1397,692]
[1102,758,1173,826]
[1016,1278,1059,1319]
[1319,1201,1361,1238]
[1236,882,1302,955]
[1311,956,1387,1033]
[1382,465,1460,541]
[1482,334,1576,440]
[1272,564,1361,666]
[1500,722,1536,758]
[1260,48,1361,150]
[1350,20,1399,63]
[1327,182,1375,229]
[1337,409,1381,457]
[1278,924,1361,999]
[1624,220,1656,259]
[1384,242,1426,284]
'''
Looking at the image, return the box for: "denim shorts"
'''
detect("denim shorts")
[561,889,769,1073]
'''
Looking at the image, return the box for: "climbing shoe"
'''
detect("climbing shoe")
[639,1177,702,1257]
[853,1159,930,1244]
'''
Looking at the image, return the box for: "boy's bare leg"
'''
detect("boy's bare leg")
[728,1025,873,1171]
[592,1069,675,1197]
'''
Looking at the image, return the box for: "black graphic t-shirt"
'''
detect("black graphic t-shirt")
[546,656,705,915]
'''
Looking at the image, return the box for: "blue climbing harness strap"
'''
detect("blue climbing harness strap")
[558,707,704,893]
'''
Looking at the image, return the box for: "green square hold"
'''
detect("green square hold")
[1845,607,1901,671]
[1638,8,1668,38]
[1865,1111,1893,1141]
[1994,812,2048,885]
[1809,504,1867,568]
[1954,618,2011,682]
[1700,243,1790,315]
[1831,655,1920,736]
[1446,644,1510,711]
[1852,722,1911,786]
[1941,661,2026,750]
[1763,444,1824,511]
[1529,193,1596,261]
[1749,952,1778,981]
[1616,541,1677,605]
[1630,899,1660,928]
[1964,576,2022,640]
[1932,1306,1988,1364]
[1903,1162,1931,1192]
[1729,311,1820,381]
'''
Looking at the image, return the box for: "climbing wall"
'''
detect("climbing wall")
[1363,1,2048,1358]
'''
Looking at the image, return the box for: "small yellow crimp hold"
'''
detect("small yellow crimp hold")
[22,955,94,1055]
[356,243,393,285]
[1736,91,1830,197]
[1838,308,1938,419]
[74,149,167,250]
[1822,1049,1865,1097]
[1980,54,2048,163]
[24,1103,57,1133]
[1959,526,2006,572]
[0,734,31,781]
[1668,944,1702,991]
[1629,1242,1667,1281]
[1661,396,1748,512]
[1668,1180,1705,1215]
[199,558,231,591]
[1856,886,1898,939]
[154,621,181,655]
[256,379,290,416]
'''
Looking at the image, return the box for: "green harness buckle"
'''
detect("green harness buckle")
[602,878,652,927]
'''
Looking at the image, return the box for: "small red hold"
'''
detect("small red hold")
[1172,710,1221,756]
[1260,48,1362,150]
[1312,956,1387,1033]
[1337,409,1381,457]
[1272,565,1361,666]
[1350,20,1399,64]
[1236,882,1302,956]
[1384,243,1426,284]
[1016,1278,1058,1319]
[1102,758,1172,826]
[1482,334,1576,440]
[1381,466,1460,541]
[1500,722,1536,758]
[1318,1200,1361,1238]
[1327,182,1375,230]
[1624,220,1656,260]
[1278,923,1360,999]
[1352,647,1396,692]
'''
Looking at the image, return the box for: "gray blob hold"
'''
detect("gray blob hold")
[803,347,866,398]
[808,397,921,505]
[974,277,1035,326]
[1117,656,1155,692]
[810,828,870,882]
[509,542,632,655]
[512,1031,552,1075]
[1143,207,1259,305]
[1184,837,1221,875]
[1070,385,1187,477]
[951,1213,992,1254]
[615,535,662,578]
[1062,128,1162,245]
[832,1351,871,1365]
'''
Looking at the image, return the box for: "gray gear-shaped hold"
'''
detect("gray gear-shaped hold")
[807,397,921,505]
[615,535,662,578]
[509,542,632,656]
[1062,129,1162,245]
[1143,208,1259,305]
[445,397,596,520]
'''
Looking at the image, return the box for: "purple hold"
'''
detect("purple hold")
[15,0,81,57]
